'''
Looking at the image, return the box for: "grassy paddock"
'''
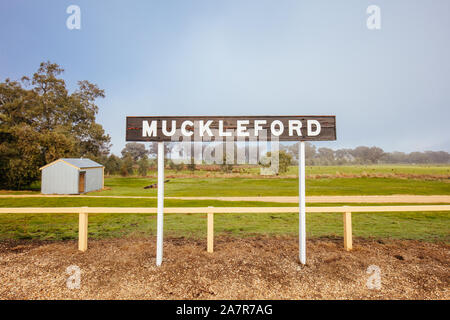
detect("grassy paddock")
[4,176,450,197]
[2,165,449,196]
[0,165,448,242]
[93,176,449,197]
[1,197,449,208]
[0,197,294,208]
[0,211,448,243]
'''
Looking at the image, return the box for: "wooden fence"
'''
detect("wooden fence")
[1,205,449,253]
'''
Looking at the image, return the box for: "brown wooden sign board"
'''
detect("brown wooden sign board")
[126,116,336,142]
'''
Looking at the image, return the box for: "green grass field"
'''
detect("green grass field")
[0,165,449,242]
[0,211,448,242]
[3,164,449,196]
[6,176,449,196]
[97,176,450,197]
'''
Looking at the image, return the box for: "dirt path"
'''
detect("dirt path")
[0,237,448,299]
[1,194,449,203]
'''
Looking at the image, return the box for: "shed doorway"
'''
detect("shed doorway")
[79,171,86,193]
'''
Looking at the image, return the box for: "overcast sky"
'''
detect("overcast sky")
[1,0,449,155]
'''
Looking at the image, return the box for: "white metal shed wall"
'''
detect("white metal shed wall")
[84,168,103,192]
[41,161,79,194]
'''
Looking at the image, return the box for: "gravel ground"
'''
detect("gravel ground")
[0,236,448,300]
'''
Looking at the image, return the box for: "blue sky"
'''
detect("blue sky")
[1,0,449,155]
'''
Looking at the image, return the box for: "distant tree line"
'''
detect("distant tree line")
[101,142,450,178]
[103,142,191,176]
[283,143,450,165]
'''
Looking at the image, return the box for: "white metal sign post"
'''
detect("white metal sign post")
[156,141,164,266]
[299,141,306,265]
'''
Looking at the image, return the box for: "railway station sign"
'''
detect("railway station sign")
[126,116,336,142]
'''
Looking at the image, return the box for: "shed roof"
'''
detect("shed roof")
[40,158,104,170]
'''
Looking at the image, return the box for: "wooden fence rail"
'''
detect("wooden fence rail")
[1,205,449,252]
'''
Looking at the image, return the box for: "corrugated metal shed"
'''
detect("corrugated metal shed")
[40,158,104,194]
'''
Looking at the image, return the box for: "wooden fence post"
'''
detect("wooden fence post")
[343,211,352,251]
[207,207,214,253]
[78,207,88,252]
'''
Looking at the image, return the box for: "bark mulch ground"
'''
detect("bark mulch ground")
[0,236,448,299]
